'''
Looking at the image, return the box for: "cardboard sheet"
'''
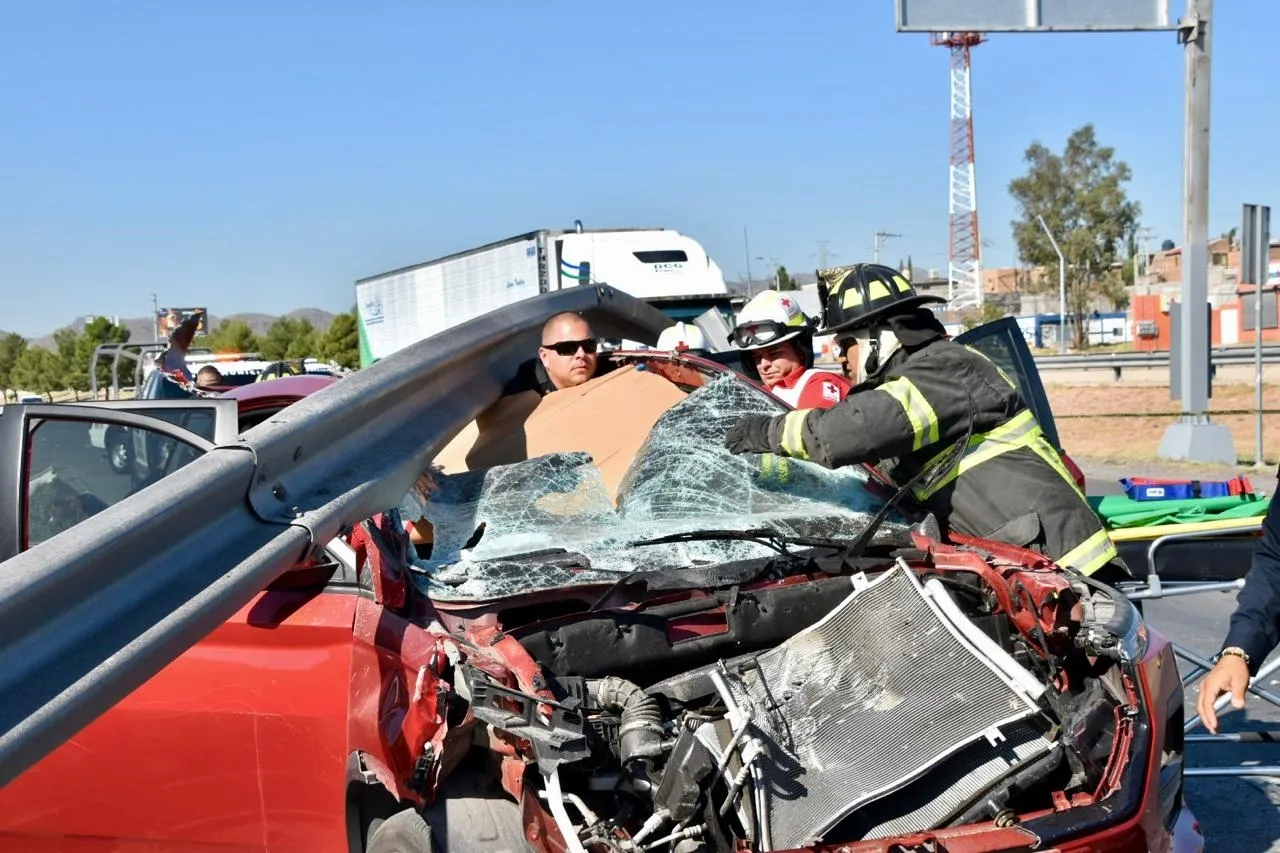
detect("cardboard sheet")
[432,365,689,501]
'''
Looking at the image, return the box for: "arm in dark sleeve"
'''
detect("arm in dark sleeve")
[767,374,943,468]
[1223,497,1280,674]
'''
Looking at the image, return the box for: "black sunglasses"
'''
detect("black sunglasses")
[543,338,598,356]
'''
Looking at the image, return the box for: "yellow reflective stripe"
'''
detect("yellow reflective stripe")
[879,378,940,452]
[758,453,792,485]
[868,279,892,300]
[1024,434,1084,498]
[914,410,1039,500]
[1056,528,1118,576]
[780,410,811,460]
[843,287,864,309]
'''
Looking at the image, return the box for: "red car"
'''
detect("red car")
[0,325,1200,852]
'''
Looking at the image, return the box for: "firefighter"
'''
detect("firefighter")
[730,290,852,410]
[724,263,1127,582]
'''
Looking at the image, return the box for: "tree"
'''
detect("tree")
[960,303,1007,331]
[52,328,80,398]
[1008,123,1141,348]
[207,319,260,354]
[77,317,131,397]
[260,317,319,361]
[775,265,798,291]
[319,312,360,369]
[0,333,27,400]
[11,347,63,399]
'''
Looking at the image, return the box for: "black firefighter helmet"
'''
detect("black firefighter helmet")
[815,263,946,336]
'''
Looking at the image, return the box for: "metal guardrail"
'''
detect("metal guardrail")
[0,285,672,788]
[1034,346,1280,371]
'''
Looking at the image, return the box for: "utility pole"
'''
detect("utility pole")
[817,240,831,269]
[874,230,901,264]
[150,293,159,342]
[743,227,754,297]
[1136,226,1158,292]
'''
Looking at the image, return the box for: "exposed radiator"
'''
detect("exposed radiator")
[722,564,1051,850]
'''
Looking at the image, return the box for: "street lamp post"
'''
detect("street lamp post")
[1038,216,1068,354]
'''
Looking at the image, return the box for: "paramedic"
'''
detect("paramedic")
[724,263,1127,582]
[730,290,851,410]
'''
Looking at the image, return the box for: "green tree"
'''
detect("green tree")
[0,333,28,400]
[11,347,63,399]
[260,317,319,361]
[775,265,798,291]
[52,328,80,398]
[319,312,360,369]
[206,318,260,354]
[1008,123,1141,349]
[76,317,131,397]
[960,303,1007,331]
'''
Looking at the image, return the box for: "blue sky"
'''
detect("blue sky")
[2,0,1276,337]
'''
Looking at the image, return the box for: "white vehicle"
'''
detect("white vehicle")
[355,225,735,366]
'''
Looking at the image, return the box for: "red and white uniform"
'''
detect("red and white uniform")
[768,367,851,410]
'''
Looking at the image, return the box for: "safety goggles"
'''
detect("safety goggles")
[730,321,793,349]
[542,338,598,356]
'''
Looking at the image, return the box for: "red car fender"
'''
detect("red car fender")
[348,600,449,806]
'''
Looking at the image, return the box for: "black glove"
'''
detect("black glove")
[725,415,777,455]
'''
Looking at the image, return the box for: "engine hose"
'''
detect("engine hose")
[589,676,664,764]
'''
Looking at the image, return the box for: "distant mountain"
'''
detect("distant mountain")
[26,308,338,350]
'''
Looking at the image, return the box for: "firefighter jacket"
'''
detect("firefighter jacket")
[763,336,1121,576]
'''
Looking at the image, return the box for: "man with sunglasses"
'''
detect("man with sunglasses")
[536,312,604,392]
[724,263,1127,584]
[729,290,851,409]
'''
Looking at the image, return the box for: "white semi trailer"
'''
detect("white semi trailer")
[355,225,736,366]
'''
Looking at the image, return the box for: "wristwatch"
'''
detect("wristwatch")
[1213,646,1251,665]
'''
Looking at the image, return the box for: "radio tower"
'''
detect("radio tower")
[932,31,985,311]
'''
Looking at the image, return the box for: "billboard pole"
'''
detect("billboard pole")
[1158,0,1236,465]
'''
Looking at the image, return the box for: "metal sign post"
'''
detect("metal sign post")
[1158,0,1236,465]
[1242,203,1270,467]
[896,0,1235,464]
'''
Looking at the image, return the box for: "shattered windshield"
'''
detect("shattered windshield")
[405,375,914,601]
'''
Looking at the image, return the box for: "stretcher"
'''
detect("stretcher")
[1090,492,1269,582]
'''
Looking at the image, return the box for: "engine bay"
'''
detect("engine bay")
[433,544,1145,853]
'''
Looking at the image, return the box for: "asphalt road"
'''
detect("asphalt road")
[1083,461,1280,851]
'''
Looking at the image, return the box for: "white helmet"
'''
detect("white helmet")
[729,291,811,351]
[656,321,708,352]
[730,291,815,380]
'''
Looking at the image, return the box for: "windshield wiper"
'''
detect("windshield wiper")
[628,527,845,559]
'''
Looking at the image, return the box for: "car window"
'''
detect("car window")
[954,318,1062,452]
[24,416,206,548]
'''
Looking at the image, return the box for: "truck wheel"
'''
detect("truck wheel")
[366,808,435,853]
[107,431,130,474]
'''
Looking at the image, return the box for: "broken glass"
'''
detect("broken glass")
[404,375,914,601]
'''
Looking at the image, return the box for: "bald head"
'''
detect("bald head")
[538,312,598,390]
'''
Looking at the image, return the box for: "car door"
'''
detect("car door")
[0,402,360,852]
[955,317,1063,453]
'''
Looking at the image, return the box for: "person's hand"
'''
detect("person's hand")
[1196,654,1251,733]
[725,415,776,455]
